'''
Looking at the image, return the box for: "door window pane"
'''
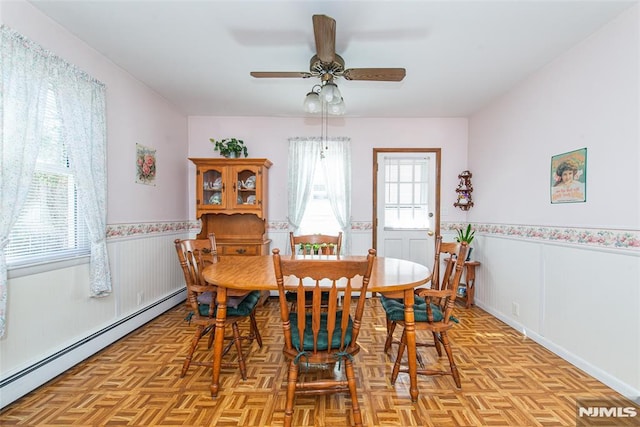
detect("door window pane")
[383,157,430,229]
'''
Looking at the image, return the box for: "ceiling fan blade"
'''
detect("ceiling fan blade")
[343,68,406,82]
[313,14,336,64]
[250,71,312,79]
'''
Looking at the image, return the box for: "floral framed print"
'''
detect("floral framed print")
[551,147,586,204]
[136,143,156,185]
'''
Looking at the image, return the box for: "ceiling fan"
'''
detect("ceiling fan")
[250,14,406,84]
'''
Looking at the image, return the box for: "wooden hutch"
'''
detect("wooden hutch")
[189,158,272,255]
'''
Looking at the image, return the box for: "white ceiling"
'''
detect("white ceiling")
[29,0,637,118]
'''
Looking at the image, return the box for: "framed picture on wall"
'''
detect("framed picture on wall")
[550,147,587,204]
[136,143,156,185]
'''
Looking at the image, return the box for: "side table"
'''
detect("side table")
[458,260,480,308]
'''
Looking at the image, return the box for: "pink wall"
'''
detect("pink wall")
[468,5,639,229]
[188,116,469,225]
[463,5,639,397]
[2,0,189,225]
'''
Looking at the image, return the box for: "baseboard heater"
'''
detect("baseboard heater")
[0,289,186,409]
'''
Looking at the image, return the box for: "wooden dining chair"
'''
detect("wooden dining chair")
[380,239,468,388]
[287,232,343,311]
[289,231,343,255]
[174,233,262,380]
[382,236,459,356]
[272,248,376,427]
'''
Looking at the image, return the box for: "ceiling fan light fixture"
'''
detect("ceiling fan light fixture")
[251,13,406,115]
[328,98,346,115]
[320,81,341,104]
[303,90,322,114]
[251,14,406,118]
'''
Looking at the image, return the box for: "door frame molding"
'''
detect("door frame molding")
[372,148,442,250]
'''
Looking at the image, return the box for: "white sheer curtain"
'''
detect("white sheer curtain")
[288,136,351,253]
[287,138,321,236]
[0,26,111,335]
[0,26,51,337]
[320,138,352,254]
[52,61,111,297]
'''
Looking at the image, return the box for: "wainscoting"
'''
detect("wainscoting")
[110,232,187,317]
[473,234,639,401]
[0,223,195,408]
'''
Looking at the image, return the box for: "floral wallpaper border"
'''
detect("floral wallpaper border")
[267,220,640,251]
[106,220,200,239]
[449,223,640,251]
[106,220,639,251]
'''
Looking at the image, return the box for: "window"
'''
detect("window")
[288,137,351,253]
[383,157,430,229]
[5,89,89,267]
[298,165,341,235]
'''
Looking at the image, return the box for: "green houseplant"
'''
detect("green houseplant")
[209,138,248,158]
[320,243,336,255]
[302,243,312,255]
[455,224,475,244]
[455,224,475,260]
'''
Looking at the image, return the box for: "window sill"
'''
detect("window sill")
[7,255,91,279]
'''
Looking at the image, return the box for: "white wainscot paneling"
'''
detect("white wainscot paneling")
[268,231,291,255]
[109,233,188,317]
[1,231,190,409]
[476,234,640,399]
[475,236,542,332]
[351,230,373,256]
[543,246,640,394]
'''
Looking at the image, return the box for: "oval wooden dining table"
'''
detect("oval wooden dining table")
[201,254,431,402]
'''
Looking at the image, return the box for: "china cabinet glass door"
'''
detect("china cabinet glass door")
[232,166,259,209]
[202,167,226,209]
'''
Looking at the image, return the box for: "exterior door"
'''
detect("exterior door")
[373,149,440,267]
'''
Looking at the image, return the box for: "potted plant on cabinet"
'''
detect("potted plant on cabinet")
[209,138,248,158]
[455,224,475,261]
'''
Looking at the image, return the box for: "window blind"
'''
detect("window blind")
[6,88,90,267]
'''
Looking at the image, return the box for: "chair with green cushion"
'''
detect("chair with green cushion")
[381,235,462,356]
[174,233,262,381]
[380,238,468,388]
[272,247,375,427]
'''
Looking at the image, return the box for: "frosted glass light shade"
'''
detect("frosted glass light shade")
[328,98,346,115]
[320,82,341,104]
[303,92,321,113]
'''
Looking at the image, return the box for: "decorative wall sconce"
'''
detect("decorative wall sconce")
[454,170,474,211]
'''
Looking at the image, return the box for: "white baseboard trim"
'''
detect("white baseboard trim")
[0,289,186,409]
[478,302,640,403]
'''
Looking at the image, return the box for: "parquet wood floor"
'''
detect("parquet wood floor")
[0,298,634,426]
